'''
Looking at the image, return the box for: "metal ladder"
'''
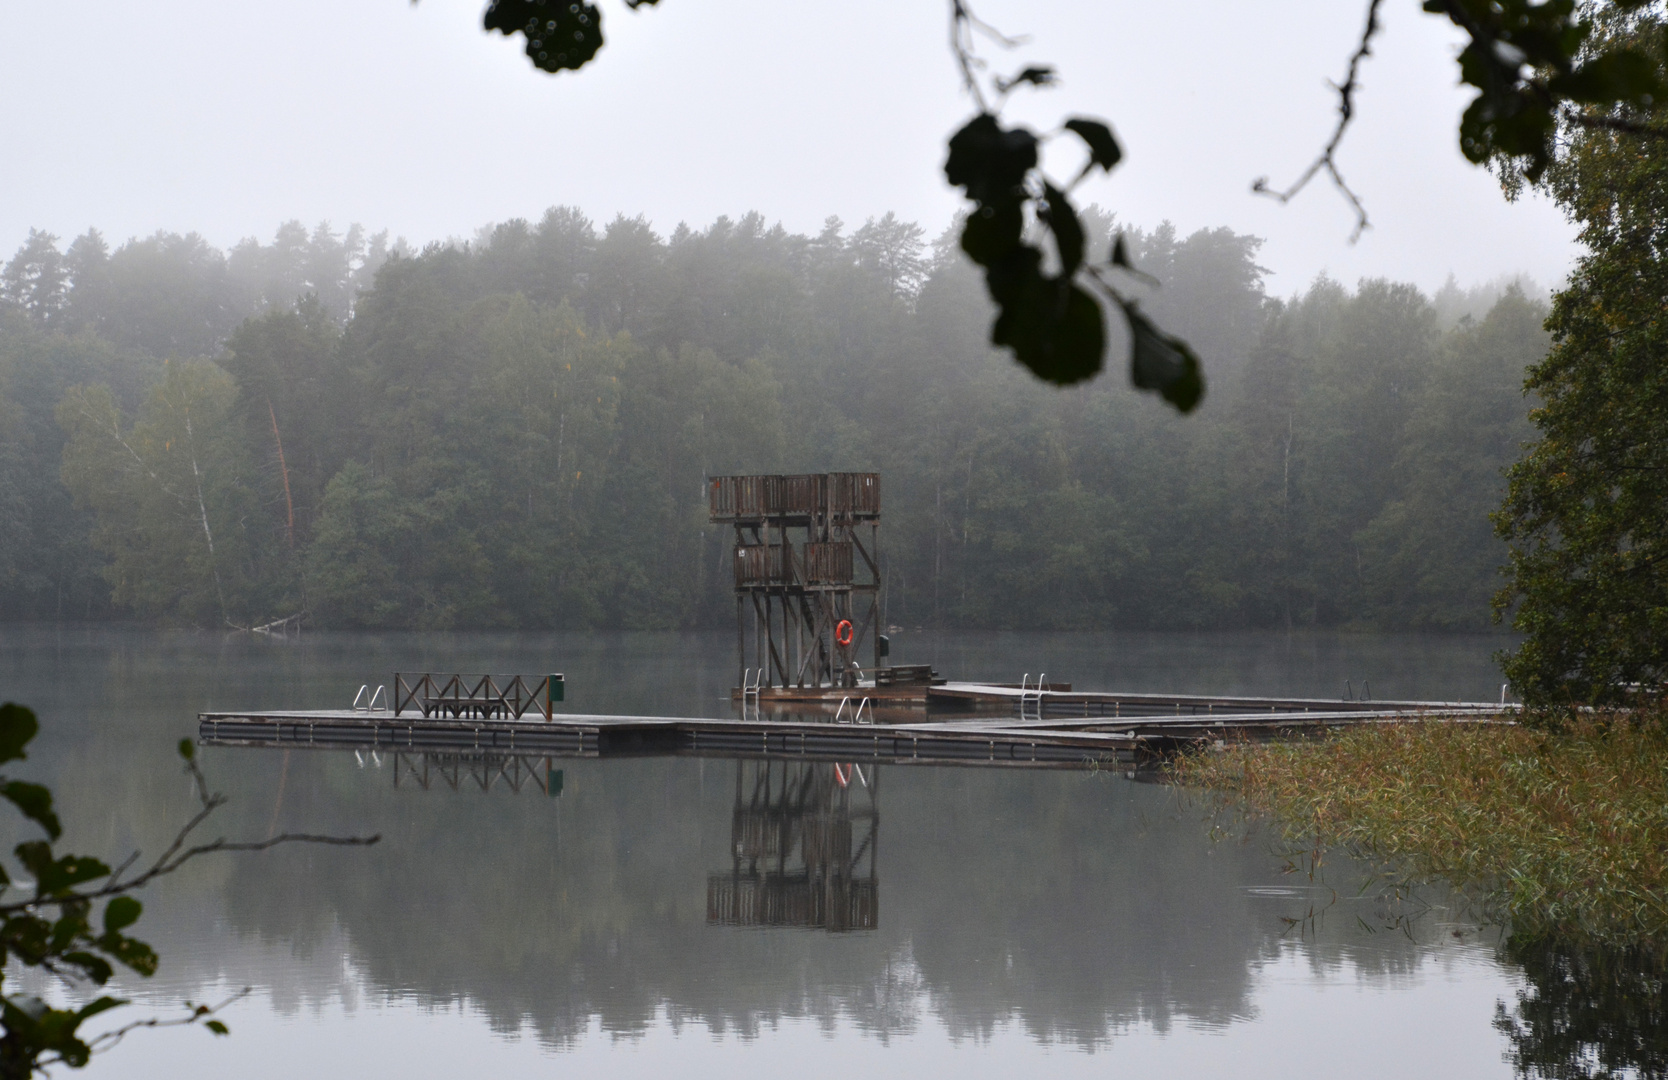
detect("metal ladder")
[353,684,387,712]
[1019,673,1048,718]
[833,696,873,724]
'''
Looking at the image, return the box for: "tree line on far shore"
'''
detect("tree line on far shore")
[0,209,1546,632]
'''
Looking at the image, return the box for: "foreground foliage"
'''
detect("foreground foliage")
[1172,719,1668,942]
[0,701,376,1077]
[1495,13,1668,706]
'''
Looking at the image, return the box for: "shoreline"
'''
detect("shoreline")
[1170,717,1668,944]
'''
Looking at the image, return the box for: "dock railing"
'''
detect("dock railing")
[393,673,565,720]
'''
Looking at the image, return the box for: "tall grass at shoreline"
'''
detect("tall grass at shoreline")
[1171,718,1668,942]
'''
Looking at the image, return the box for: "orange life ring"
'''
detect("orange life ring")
[835,620,854,647]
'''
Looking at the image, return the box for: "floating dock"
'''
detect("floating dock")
[199,688,1507,770]
[923,683,1463,717]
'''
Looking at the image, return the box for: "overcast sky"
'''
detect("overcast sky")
[0,0,1577,297]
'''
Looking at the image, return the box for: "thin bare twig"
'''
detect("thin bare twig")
[948,0,1026,113]
[948,1,986,111]
[1564,107,1668,140]
[65,989,254,1063]
[102,851,141,892]
[0,758,378,918]
[1252,0,1383,241]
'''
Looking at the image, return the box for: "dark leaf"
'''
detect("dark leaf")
[984,244,1045,309]
[1040,183,1084,276]
[483,0,604,74]
[1111,234,1130,268]
[959,201,1024,267]
[3,993,123,1070]
[1122,303,1205,412]
[1037,282,1106,386]
[1,781,60,841]
[945,114,1039,206]
[73,996,124,1023]
[103,896,142,934]
[177,738,195,762]
[98,932,158,977]
[1457,92,1556,176]
[999,66,1056,92]
[987,249,1105,385]
[1063,117,1122,173]
[205,1019,229,1035]
[50,908,91,954]
[0,703,38,765]
[14,841,51,884]
[59,951,114,986]
[16,842,111,897]
[3,913,53,964]
[1553,48,1664,104]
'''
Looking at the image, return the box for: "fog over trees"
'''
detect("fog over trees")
[0,210,1546,632]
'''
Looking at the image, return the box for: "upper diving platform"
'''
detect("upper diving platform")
[708,473,880,524]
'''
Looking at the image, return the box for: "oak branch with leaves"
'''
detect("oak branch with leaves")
[0,703,377,1078]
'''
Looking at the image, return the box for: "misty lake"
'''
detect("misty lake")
[0,625,1601,1078]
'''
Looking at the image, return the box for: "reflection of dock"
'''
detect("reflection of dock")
[387,750,562,795]
[707,760,878,932]
[199,688,1506,769]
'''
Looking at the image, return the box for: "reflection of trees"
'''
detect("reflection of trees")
[0,625,1501,1053]
[210,754,1359,1048]
[708,760,878,932]
[1495,934,1668,1079]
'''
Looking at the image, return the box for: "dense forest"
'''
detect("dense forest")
[0,209,1546,631]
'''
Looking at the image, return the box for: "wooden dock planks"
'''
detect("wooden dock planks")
[199,690,1510,771]
[926,682,1505,718]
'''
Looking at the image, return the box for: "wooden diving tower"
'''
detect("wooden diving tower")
[709,473,881,692]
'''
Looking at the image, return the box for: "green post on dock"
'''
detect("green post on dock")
[546,673,565,718]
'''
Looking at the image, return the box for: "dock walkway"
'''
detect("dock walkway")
[926,682,1498,717]
[200,689,1508,770]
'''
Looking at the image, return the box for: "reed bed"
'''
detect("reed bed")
[1171,717,1668,942]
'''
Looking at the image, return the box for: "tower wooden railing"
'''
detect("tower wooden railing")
[709,473,880,522]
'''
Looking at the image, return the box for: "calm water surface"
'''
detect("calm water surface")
[0,626,1591,1078]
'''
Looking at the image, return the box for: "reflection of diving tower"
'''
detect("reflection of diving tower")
[708,473,881,691]
[707,759,879,932]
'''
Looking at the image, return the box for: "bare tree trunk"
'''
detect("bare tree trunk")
[184,414,229,623]
[268,398,295,547]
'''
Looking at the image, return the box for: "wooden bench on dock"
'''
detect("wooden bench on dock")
[874,665,945,688]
